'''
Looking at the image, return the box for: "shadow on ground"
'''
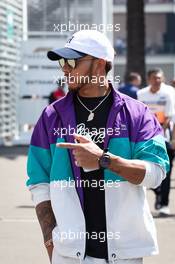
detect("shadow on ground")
[0,146,29,160]
[152,212,175,219]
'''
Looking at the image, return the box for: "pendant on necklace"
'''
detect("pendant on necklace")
[87,112,94,122]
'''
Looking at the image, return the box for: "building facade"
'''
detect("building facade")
[0,0,23,144]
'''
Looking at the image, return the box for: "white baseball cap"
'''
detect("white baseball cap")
[47,30,115,62]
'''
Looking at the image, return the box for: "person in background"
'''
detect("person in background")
[138,68,175,215]
[171,79,175,88]
[114,37,126,55]
[48,79,66,104]
[118,72,141,99]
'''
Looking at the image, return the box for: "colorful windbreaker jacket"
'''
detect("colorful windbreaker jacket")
[27,85,169,262]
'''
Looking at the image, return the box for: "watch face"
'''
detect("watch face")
[100,154,111,168]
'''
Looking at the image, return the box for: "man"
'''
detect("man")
[137,68,174,215]
[118,72,141,99]
[27,31,169,264]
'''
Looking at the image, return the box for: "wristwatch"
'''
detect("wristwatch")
[98,148,111,169]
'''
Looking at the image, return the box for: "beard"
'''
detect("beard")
[66,64,94,94]
[68,86,79,92]
[68,86,82,94]
[68,82,85,94]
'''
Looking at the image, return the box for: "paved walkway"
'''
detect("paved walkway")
[0,147,174,264]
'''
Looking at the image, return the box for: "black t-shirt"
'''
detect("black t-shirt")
[73,90,113,259]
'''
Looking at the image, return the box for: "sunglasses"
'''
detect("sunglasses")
[58,57,96,69]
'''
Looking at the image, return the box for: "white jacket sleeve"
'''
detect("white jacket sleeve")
[29,183,50,207]
[139,160,166,188]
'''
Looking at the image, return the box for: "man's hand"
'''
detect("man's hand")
[57,133,103,170]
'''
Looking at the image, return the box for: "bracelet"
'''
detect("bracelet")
[44,238,53,248]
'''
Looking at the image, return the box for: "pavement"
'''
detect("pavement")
[0,146,175,264]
